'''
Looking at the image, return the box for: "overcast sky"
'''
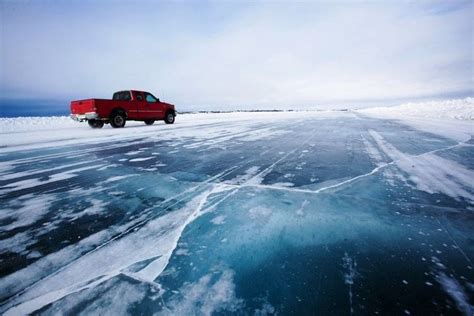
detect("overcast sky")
[1,0,472,110]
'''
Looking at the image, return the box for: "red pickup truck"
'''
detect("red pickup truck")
[70,90,176,128]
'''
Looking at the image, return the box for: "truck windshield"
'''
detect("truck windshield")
[113,91,132,101]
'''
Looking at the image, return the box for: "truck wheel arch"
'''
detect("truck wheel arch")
[110,107,127,119]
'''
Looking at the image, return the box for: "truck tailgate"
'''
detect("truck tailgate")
[70,99,96,114]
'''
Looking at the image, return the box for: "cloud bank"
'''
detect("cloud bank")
[1,1,472,110]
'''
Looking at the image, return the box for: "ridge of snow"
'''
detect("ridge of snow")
[359,97,474,120]
[358,98,473,142]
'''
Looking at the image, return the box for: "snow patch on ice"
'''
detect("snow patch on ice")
[225,166,261,185]
[68,198,107,220]
[175,248,190,256]
[103,175,136,183]
[0,164,103,194]
[162,268,243,315]
[0,194,55,230]
[129,157,154,162]
[37,275,150,315]
[436,272,473,315]
[125,151,141,156]
[369,130,474,201]
[211,215,226,225]
[248,206,272,221]
[254,300,276,316]
[0,173,76,194]
[0,161,89,181]
[0,231,36,255]
[296,200,309,217]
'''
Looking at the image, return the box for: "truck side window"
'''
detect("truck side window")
[145,93,157,103]
[113,91,131,101]
[136,93,143,101]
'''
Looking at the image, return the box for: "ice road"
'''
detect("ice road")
[1,111,473,315]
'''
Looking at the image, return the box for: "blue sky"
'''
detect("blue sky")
[1,0,472,110]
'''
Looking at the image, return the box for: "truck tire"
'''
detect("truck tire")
[164,112,175,124]
[144,119,155,125]
[88,120,104,129]
[110,112,126,128]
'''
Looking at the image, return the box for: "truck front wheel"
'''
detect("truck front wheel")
[88,120,104,129]
[164,112,175,124]
[110,112,126,128]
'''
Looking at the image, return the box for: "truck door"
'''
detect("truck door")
[143,92,165,119]
[133,91,144,119]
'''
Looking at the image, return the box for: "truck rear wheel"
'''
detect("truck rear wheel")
[164,112,175,124]
[88,120,104,129]
[110,112,126,128]
[144,119,155,125]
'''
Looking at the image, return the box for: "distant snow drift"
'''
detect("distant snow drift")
[357,97,473,143]
[359,97,474,120]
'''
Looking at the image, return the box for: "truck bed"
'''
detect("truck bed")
[70,99,130,120]
[70,99,100,115]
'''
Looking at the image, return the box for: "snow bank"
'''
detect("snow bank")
[0,116,76,133]
[360,97,474,120]
[358,98,474,142]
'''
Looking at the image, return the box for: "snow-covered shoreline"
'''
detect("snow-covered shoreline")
[1,98,473,150]
[359,97,473,121]
[357,97,473,143]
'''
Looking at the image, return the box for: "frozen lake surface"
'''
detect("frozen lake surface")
[1,111,473,315]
